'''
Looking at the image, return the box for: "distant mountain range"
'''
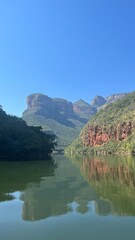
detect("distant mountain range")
[22,92,128,148]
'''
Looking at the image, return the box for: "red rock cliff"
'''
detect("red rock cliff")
[82,121,134,147]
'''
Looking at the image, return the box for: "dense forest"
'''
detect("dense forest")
[0,106,57,161]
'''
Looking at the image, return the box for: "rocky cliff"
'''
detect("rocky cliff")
[24,93,74,119]
[82,121,134,147]
[67,91,135,155]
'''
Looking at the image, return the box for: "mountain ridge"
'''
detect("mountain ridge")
[22,92,129,148]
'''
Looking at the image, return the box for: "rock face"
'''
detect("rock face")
[24,92,129,121]
[105,93,128,104]
[73,99,97,118]
[53,98,74,118]
[82,122,134,147]
[23,94,97,121]
[91,96,106,108]
[27,93,53,109]
[91,93,128,110]
[24,93,74,119]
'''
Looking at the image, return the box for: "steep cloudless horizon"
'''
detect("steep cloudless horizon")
[0,0,135,116]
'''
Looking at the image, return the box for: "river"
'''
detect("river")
[0,154,135,240]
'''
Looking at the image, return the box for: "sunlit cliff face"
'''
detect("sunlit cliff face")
[82,122,134,147]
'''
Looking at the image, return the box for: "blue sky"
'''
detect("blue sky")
[0,0,135,116]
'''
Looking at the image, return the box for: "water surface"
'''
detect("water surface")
[1,154,135,240]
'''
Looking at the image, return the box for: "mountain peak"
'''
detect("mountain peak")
[91,95,106,108]
[74,99,90,107]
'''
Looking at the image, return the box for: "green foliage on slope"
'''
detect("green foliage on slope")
[0,107,57,161]
[89,91,135,125]
[23,112,86,147]
[66,91,135,155]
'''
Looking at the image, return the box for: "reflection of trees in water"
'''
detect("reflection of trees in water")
[95,199,112,216]
[70,154,135,216]
[0,159,57,202]
[21,156,98,221]
[82,156,135,187]
[2,154,135,221]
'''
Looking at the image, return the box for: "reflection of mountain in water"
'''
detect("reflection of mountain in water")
[70,154,135,216]
[21,155,98,221]
[1,155,135,221]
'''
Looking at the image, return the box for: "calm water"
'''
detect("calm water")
[1,154,135,240]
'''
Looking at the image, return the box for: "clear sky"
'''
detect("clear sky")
[0,0,135,116]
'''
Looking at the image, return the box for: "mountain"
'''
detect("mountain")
[22,94,97,148]
[73,99,97,118]
[22,92,129,149]
[66,91,135,156]
[91,93,128,110]
[91,95,106,108]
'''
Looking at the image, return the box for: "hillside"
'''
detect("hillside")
[66,91,135,155]
[0,106,56,161]
[22,92,128,148]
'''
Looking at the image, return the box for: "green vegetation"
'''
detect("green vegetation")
[66,91,135,155]
[0,107,57,161]
[89,91,135,126]
[23,112,85,147]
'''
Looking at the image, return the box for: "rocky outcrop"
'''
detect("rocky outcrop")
[53,98,74,118]
[24,92,129,121]
[26,93,53,109]
[24,94,97,120]
[73,99,97,118]
[90,93,128,111]
[91,96,106,108]
[82,122,134,147]
[24,93,74,119]
[105,93,128,104]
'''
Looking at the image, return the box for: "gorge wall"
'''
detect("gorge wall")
[82,121,135,147]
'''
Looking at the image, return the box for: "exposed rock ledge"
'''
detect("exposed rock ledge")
[81,121,134,147]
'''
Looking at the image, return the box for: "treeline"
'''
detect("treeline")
[0,106,57,161]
